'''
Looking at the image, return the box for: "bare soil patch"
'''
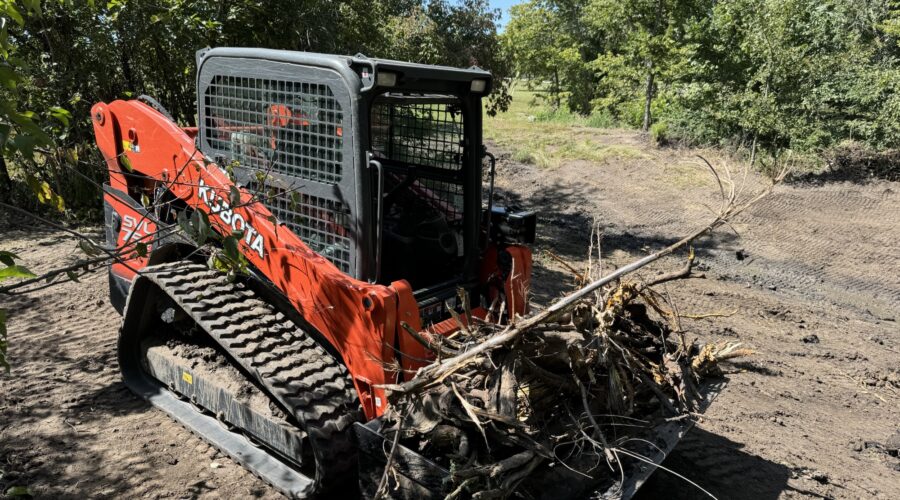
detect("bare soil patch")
[2,132,899,498]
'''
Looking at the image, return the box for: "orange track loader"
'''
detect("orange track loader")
[93,48,535,497]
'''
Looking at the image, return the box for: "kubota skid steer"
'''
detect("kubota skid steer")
[93,48,717,499]
[93,48,535,498]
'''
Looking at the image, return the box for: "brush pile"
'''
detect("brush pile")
[374,160,786,499]
[379,271,750,499]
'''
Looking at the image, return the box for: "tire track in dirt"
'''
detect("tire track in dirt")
[499,152,900,316]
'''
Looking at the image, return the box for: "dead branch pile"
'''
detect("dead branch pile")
[375,159,784,499]
[379,273,749,499]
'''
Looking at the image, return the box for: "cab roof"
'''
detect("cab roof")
[197,47,493,94]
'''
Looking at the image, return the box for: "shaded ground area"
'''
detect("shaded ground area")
[1,129,899,498]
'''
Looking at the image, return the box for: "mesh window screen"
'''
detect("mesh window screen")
[204,75,344,184]
[247,181,352,273]
[371,96,466,221]
[371,98,464,171]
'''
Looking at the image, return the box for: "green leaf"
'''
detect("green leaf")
[9,134,40,159]
[119,153,133,172]
[78,240,101,257]
[22,0,41,16]
[25,175,64,212]
[191,209,210,246]
[49,106,72,127]
[208,253,229,273]
[6,486,32,497]
[222,235,240,261]
[228,186,241,207]
[0,123,11,147]
[140,193,150,208]
[66,270,80,283]
[223,160,237,180]
[0,65,19,90]
[5,4,24,26]
[0,251,19,266]
[65,148,79,164]
[0,265,36,282]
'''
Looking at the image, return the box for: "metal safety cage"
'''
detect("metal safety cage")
[195,48,493,284]
[195,48,367,277]
[371,94,466,220]
[365,88,486,292]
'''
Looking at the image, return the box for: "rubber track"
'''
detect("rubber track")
[139,261,361,497]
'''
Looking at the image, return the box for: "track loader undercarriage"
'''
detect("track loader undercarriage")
[119,261,360,497]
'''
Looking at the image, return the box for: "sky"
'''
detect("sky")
[489,0,519,30]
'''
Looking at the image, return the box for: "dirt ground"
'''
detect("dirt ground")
[2,130,898,499]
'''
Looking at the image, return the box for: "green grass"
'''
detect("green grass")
[484,86,642,168]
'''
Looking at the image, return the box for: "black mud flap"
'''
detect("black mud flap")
[355,380,726,499]
[108,269,130,314]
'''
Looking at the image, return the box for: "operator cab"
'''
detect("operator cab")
[196,48,529,322]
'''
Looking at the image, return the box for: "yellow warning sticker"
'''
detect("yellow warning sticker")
[121,140,140,153]
[182,371,193,384]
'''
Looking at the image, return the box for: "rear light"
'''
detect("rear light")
[470,79,487,93]
[336,126,343,137]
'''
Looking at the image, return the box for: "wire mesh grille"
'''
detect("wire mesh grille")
[372,95,466,221]
[247,181,352,273]
[203,75,344,184]
[371,98,464,170]
[386,176,465,222]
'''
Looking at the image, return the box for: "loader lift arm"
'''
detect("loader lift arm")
[93,98,405,419]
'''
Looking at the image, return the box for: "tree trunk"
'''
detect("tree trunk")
[0,155,11,203]
[643,0,664,133]
[642,63,654,132]
[553,69,561,110]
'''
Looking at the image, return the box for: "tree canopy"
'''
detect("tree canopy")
[0,0,509,212]
[504,0,900,155]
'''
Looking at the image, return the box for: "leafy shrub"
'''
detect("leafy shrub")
[534,108,578,124]
[650,122,669,146]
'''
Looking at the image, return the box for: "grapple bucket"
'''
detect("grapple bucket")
[354,380,726,499]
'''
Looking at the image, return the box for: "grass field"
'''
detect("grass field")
[484,86,646,168]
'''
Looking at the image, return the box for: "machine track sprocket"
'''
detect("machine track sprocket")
[118,261,361,498]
